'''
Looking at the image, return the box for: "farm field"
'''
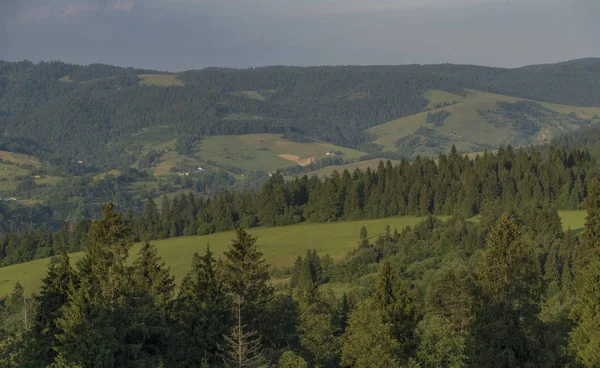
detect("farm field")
[0,210,588,297]
[151,134,365,177]
[0,150,41,167]
[0,162,30,192]
[368,89,600,156]
[0,215,432,297]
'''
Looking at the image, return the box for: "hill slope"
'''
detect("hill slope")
[2,59,600,170]
[368,89,600,157]
[0,210,588,297]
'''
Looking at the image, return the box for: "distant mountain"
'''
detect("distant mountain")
[1,58,600,170]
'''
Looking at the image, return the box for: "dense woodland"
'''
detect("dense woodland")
[1,177,600,366]
[1,143,597,267]
[2,59,600,168]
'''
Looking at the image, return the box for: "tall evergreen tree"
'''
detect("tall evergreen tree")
[170,245,232,366]
[222,227,273,330]
[23,253,75,367]
[471,216,550,367]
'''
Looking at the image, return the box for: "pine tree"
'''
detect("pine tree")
[81,202,134,308]
[118,242,175,366]
[471,216,549,366]
[54,203,134,367]
[132,241,175,312]
[23,253,75,367]
[170,245,232,366]
[144,197,160,240]
[222,227,273,329]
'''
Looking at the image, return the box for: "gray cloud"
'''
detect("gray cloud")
[1,0,599,70]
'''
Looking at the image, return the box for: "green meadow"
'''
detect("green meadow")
[0,211,588,297]
[367,89,600,156]
[0,216,429,297]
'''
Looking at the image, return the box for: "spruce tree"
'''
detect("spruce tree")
[471,216,549,366]
[23,253,75,367]
[170,245,232,366]
[222,227,273,329]
[54,203,134,367]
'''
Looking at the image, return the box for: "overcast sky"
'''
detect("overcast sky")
[1,0,599,71]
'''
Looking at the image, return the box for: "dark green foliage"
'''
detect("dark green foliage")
[3,59,600,170]
[170,245,232,366]
[2,143,599,268]
[470,216,552,367]
[426,110,452,126]
[5,192,600,366]
[222,227,273,335]
[22,253,75,367]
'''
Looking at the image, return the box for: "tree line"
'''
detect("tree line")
[1,144,597,267]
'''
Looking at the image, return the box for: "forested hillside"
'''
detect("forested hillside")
[1,143,596,267]
[2,58,600,366]
[2,178,600,366]
[2,59,600,169]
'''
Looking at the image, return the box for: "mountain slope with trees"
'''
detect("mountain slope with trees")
[2,59,600,170]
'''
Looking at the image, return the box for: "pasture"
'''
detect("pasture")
[192,134,364,174]
[0,210,588,297]
[0,162,30,192]
[0,216,431,297]
[368,89,600,156]
[0,151,41,167]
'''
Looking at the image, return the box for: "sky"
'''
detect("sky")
[1,0,599,71]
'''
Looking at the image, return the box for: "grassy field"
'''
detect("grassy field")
[0,210,589,297]
[368,89,600,156]
[138,74,184,87]
[0,162,30,192]
[148,134,365,177]
[0,216,432,297]
[0,150,41,167]
[151,134,366,176]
